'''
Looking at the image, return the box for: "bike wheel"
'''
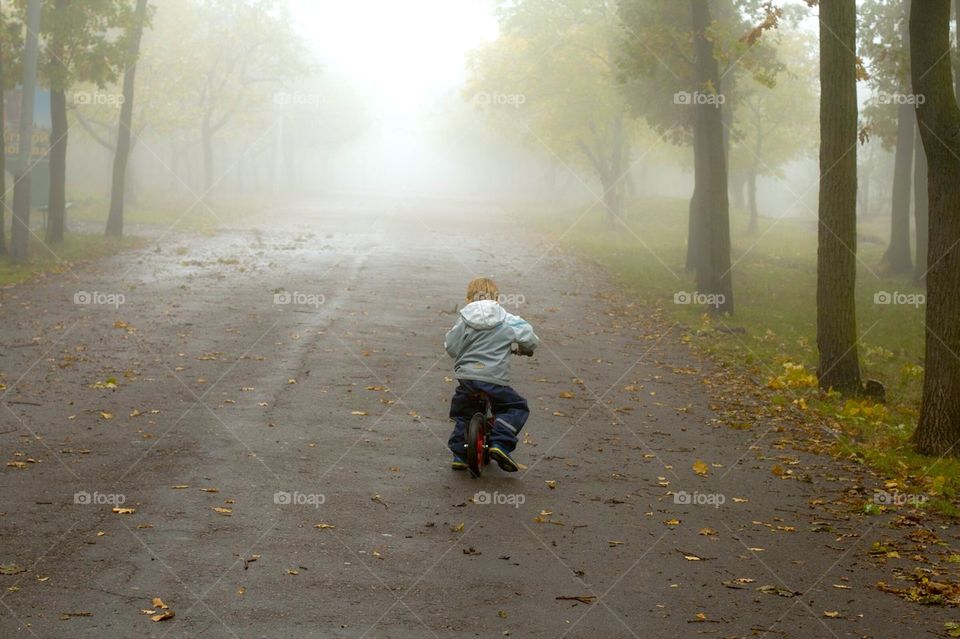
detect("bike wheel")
[465,412,486,478]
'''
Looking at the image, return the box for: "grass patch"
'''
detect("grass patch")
[0,232,142,287]
[528,197,959,515]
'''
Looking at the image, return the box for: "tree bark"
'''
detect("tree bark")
[690,0,733,314]
[106,0,148,237]
[747,165,759,234]
[882,100,915,272]
[955,0,960,99]
[910,0,960,456]
[913,131,929,282]
[816,0,862,394]
[45,87,67,243]
[11,0,42,264]
[0,13,7,256]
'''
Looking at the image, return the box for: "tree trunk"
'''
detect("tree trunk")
[45,87,67,243]
[106,0,148,237]
[816,0,862,394]
[911,0,960,456]
[0,15,7,257]
[747,165,759,234]
[882,100,915,272]
[913,131,929,282]
[201,116,214,198]
[955,0,960,99]
[11,0,42,264]
[690,0,733,314]
[729,170,746,210]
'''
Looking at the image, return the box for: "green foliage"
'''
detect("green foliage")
[728,32,819,178]
[616,0,790,145]
[465,0,645,180]
[21,0,134,92]
[859,0,911,146]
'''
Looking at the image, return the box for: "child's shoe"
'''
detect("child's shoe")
[489,445,519,472]
[451,456,468,471]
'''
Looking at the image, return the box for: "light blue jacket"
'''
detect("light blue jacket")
[444,300,540,386]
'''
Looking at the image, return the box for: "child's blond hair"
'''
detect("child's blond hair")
[466,277,499,303]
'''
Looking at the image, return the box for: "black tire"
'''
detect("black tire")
[465,412,486,478]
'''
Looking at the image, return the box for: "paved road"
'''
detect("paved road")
[0,199,956,638]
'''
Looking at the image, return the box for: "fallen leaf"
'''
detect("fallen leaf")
[693,460,709,476]
[0,564,25,575]
[112,507,136,515]
[212,507,232,515]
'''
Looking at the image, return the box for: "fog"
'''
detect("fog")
[4,2,960,637]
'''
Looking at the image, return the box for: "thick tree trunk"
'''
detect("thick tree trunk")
[0,19,7,256]
[911,0,960,456]
[690,0,733,314]
[46,87,67,243]
[816,0,862,394]
[11,0,41,263]
[913,132,929,282]
[955,0,960,99]
[106,0,148,237]
[883,100,915,272]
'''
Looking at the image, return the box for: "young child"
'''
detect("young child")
[445,277,539,472]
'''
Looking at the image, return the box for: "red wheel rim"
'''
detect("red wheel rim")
[473,427,485,472]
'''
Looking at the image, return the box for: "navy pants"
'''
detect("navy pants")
[448,379,530,456]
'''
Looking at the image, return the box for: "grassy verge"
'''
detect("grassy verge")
[529,197,959,516]
[0,233,142,288]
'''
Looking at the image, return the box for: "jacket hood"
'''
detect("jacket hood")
[460,300,506,330]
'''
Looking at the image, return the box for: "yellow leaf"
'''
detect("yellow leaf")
[693,460,709,476]
[213,507,232,515]
[112,507,136,514]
